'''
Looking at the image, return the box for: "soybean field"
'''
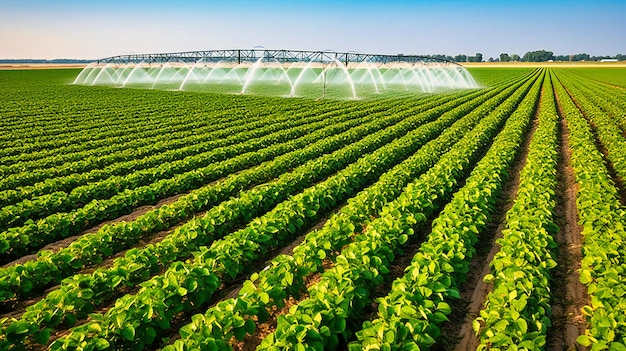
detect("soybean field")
[1,66,625,350]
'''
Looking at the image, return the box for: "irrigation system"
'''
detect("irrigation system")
[95,49,454,65]
[75,48,478,99]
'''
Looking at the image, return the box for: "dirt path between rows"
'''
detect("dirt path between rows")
[546,93,589,351]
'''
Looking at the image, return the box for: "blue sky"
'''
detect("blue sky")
[1,0,624,59]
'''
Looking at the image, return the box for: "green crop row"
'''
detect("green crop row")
[0,108,255,179]
[0,98,389,236]
[0,96,433,298]
[0,100,237,160]
[0,108,347,226]
[0,91,310,159]
[0,87,483,349]
[473,71,558,349]
[348,70,542,351]
[255,70,538,351]
[43,87,485,351]
[554,73,626,348]
[555,73,626,186]
[162,71,539,351]
[0,97,374,192]
[0,109,363,259]
[554,69,626,133]
[0,101,331,197]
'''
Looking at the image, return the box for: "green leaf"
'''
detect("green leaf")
[233,326,246,341]
[576,334,593,346]
[472,319,481,333]
[7,321,30,335]
[0,239,9,253]
[33,328,52,344]
[579,269,593,284]
[120,325,136,341]
[143,327,157,345]
[608,342,626,351]
[245,318,256,335]
[317,250,326,260]
[398,234,408,244]
[437,301,451,314]
[93,338,111,350]
[447,288,461,299]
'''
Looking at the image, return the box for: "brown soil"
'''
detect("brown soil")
[230,271,324,351]
[362,230,430,325]
[227,216,338,351]
[546,98,589,351]
[449,103,539,351]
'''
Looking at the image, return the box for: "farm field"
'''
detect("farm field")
[1,66,626,350]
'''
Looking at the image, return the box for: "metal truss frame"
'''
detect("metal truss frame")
[96,49,455,65]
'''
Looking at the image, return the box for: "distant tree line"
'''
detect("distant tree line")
[424,51,626,63]
[497,50,626,62]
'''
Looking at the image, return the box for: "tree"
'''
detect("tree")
[571,53,590,61]
[553,55,569,61]
[511,54,520,62]
[522,50,554,62]
[454,54,467,62]
[467,53,483,62]
[499,53,511,62]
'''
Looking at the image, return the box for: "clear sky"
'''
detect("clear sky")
[1,0,624,60]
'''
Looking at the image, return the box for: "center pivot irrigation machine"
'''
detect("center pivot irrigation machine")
[74,48,478,98]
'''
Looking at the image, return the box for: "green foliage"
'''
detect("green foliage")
[474,71,559,349]
[3,66,626,351]
[522,50,555,62]
[350,69,543,351]
[554,69,626,347]
[255,70,541,351]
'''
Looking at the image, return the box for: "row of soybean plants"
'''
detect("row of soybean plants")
[0,93,314,167]
[0,98,392,259]
[348,70,545,351]
[554,72,626,348]
[0,92,274,158]
[0,92,450,299]
[561,70,626,133]
[0,101,303,183]
[0,85,483,349]
[554,70,626,184]
[49,73,535,351]
[0,104,330,216]
[0,78,309,150]
[4,70,532,350]
[466,67,535,87]
[471,70,559,349]
[160,71,542,351]
[0,95,349,186]
[0,96,360,205]
[256,69,540,351]
[559,70,626,131]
